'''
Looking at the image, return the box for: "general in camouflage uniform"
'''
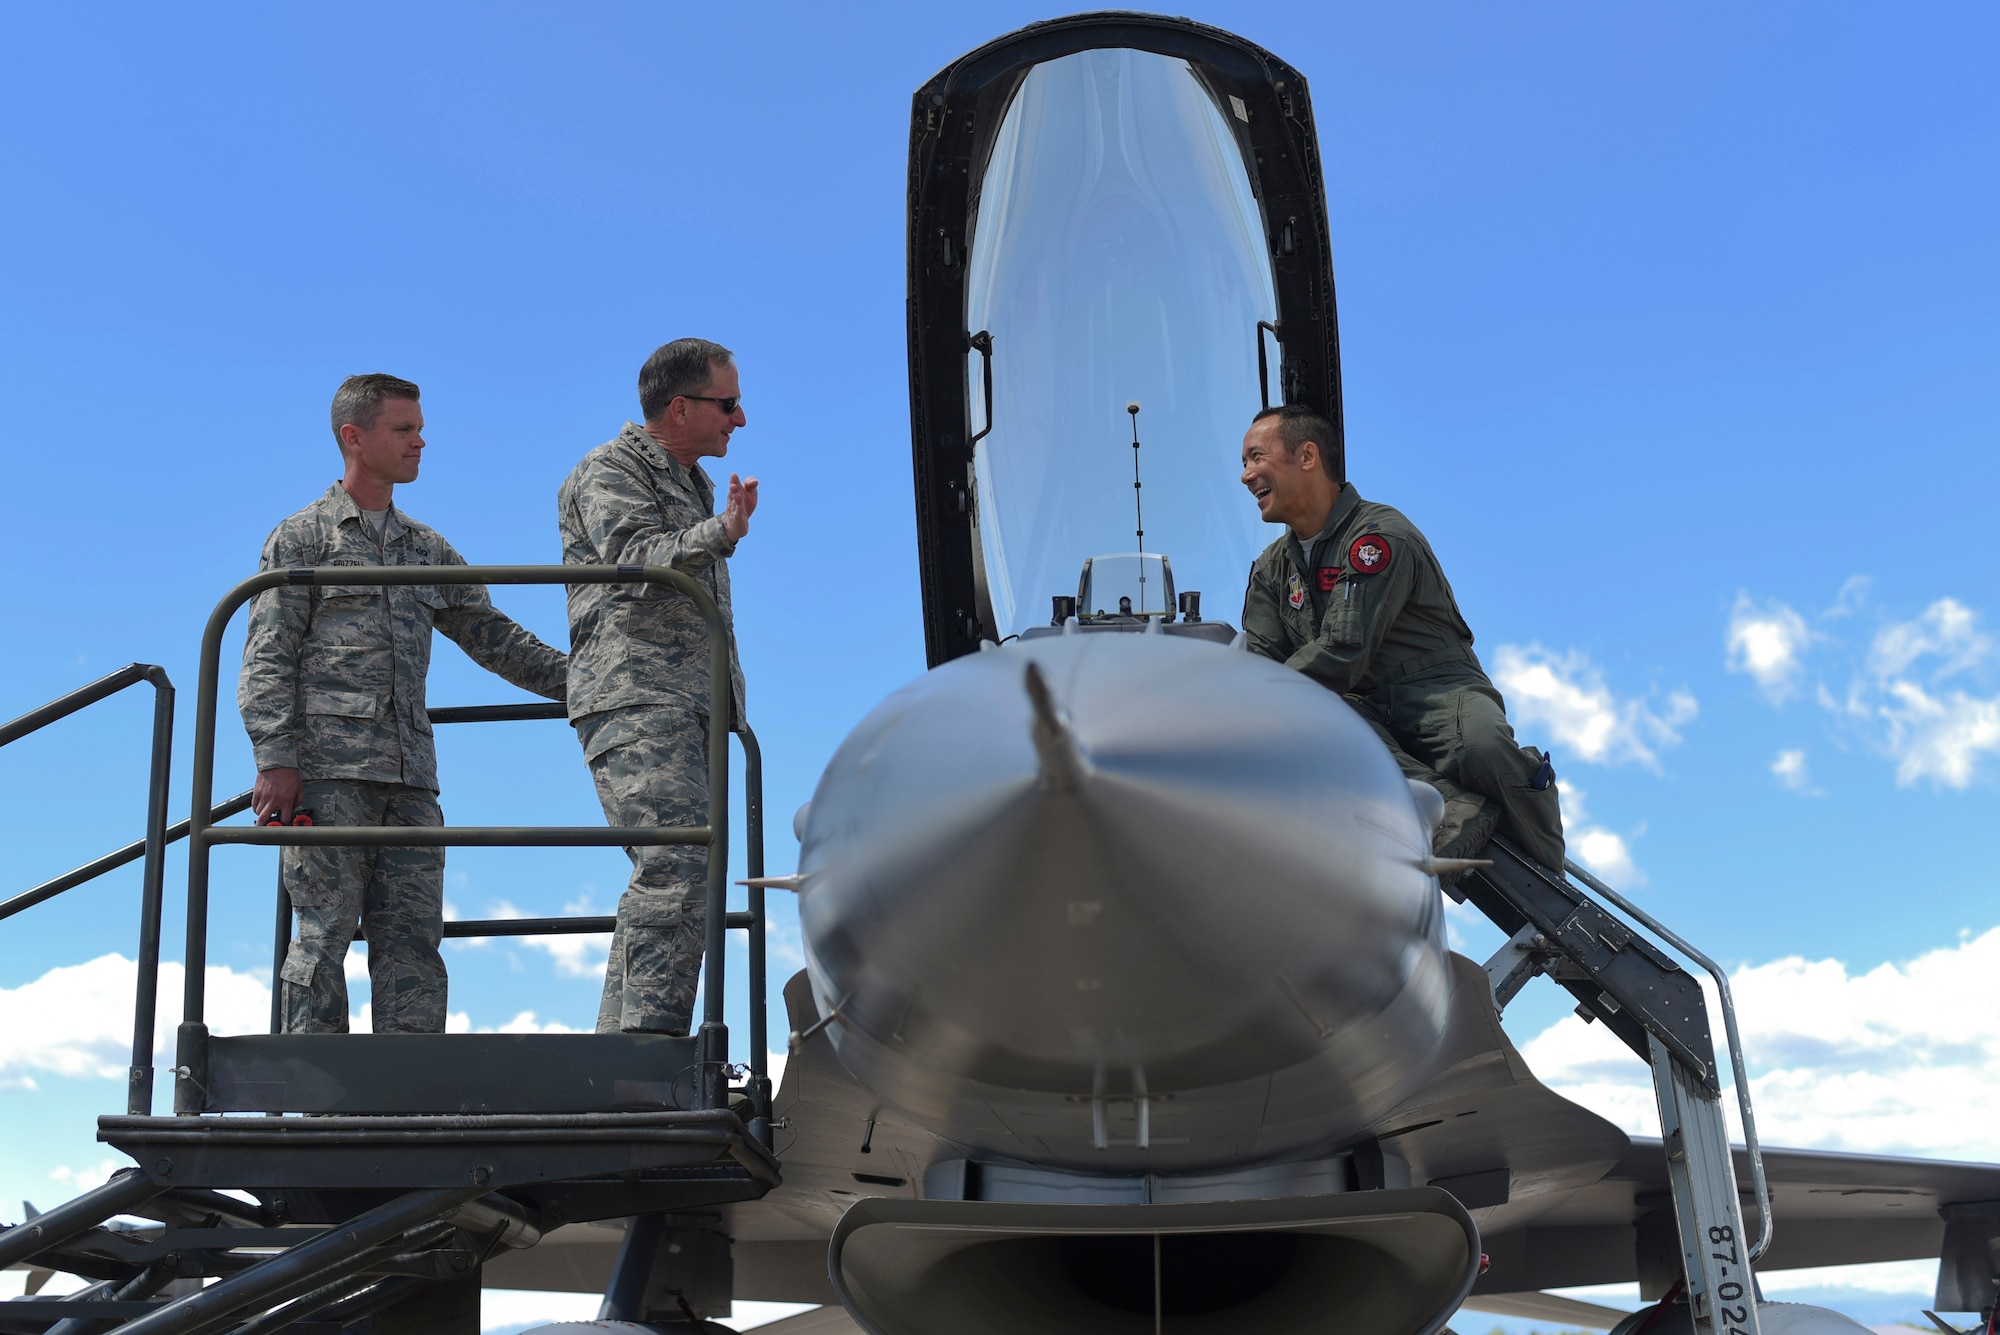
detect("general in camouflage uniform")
[1239,404,1565,872]
[240,375,568,1034]
[560,338,756,1036]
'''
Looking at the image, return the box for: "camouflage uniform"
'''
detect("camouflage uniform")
[1241,483,1565,871]
[558,423,744,1035]
[239,483,568,1033]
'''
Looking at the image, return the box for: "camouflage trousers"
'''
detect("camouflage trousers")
[1347,670,1567,873]
[278,779,447,1034]
[576,706,711,1036]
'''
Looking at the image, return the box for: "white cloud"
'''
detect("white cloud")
[1876,680,2000,788]
[486,1011,584,1034]
[48,1158,128,1191]
[1727,595,1815,701]
[0,954,271,1090]
[1519,924,2000,1162]
[1493,646,1696,771]
[1868,597,1989,681]
[525,932,612,980]
[0,955,593,1079]
[490,898,612,980]
[1771,748,1819,794]
[1739,589,2000,790]
[1559,783,1644,887]
[1572,828,1639,884]
[1856,599,2000,789]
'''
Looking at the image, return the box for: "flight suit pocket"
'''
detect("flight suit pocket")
[1321,578,1365,648]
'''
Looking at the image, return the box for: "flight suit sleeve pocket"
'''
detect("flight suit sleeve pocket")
[1320,582,1365,648]
[302,688,378,718]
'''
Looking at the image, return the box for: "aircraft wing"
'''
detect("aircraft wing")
[1471,1135,2000,1296]
[488,962,1999,1319]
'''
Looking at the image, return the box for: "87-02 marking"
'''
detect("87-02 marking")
[1704,1224,1753,1335]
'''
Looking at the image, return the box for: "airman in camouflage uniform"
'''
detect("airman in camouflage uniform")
[1239,404,1565,872]
[240,374,568,1034]
[559,339,757,1035]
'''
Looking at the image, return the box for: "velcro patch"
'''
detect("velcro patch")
[1348,533,1392,574]
[1286,572,1305,610]
[1316,568,1341,592]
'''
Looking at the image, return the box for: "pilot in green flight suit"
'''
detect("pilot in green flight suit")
[1238,404,1566,873]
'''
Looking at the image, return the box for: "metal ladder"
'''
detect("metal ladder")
[1466,840,1771,1335]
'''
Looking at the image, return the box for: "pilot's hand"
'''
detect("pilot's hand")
[723,473,760,542]
[253,766,303,823]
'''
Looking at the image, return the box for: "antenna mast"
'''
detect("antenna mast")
[1126,401,1147,613]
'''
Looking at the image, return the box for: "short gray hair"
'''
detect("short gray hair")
[638,339,734,421]
[331,373,420,444]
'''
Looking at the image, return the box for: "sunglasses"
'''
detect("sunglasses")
[679,394,742,415]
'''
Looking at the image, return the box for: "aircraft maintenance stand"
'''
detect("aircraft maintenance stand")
[0,565,776,1333]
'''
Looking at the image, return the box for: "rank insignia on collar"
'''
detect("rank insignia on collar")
[1287,571,1305,610]
[1348,533,1392,574]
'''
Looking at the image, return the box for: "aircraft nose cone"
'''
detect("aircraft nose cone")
[796,633,1450,1115]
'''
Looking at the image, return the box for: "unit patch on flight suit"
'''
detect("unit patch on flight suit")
[1287,571,1305,609]
[1349,534,1392,574]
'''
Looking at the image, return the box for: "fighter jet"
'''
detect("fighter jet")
[510,13,2000,1335]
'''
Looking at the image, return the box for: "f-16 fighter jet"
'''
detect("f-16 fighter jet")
[510,12,1999,1335]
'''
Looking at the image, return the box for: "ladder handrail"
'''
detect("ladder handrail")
[0,661,163,746]
[1564,857,1772,1264]
[0,791,251,924]
[0,711,568,924]
[0,661,177,1116]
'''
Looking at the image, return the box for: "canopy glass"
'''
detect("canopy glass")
[966,48,1281,636]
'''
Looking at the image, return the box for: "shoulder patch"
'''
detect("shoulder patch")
[1348,533,1392,574]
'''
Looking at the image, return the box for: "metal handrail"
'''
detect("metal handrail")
[7,710,564,929]
[1,662,177,1115]
[1564,857,1772,1263]
[738,721,771,1135]
[175,563,743,1117]
[247,704,774,1132]
[0,792,252,924]
[0,661,163,746]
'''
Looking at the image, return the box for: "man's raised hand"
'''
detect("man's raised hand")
[723,473,760,542]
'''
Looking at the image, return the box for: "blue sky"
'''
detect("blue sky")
[2,3,1995,1328]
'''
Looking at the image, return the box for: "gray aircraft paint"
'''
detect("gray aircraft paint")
[794,631,1454,1173]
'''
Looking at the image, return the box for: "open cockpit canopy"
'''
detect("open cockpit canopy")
[906,12,1341,663]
